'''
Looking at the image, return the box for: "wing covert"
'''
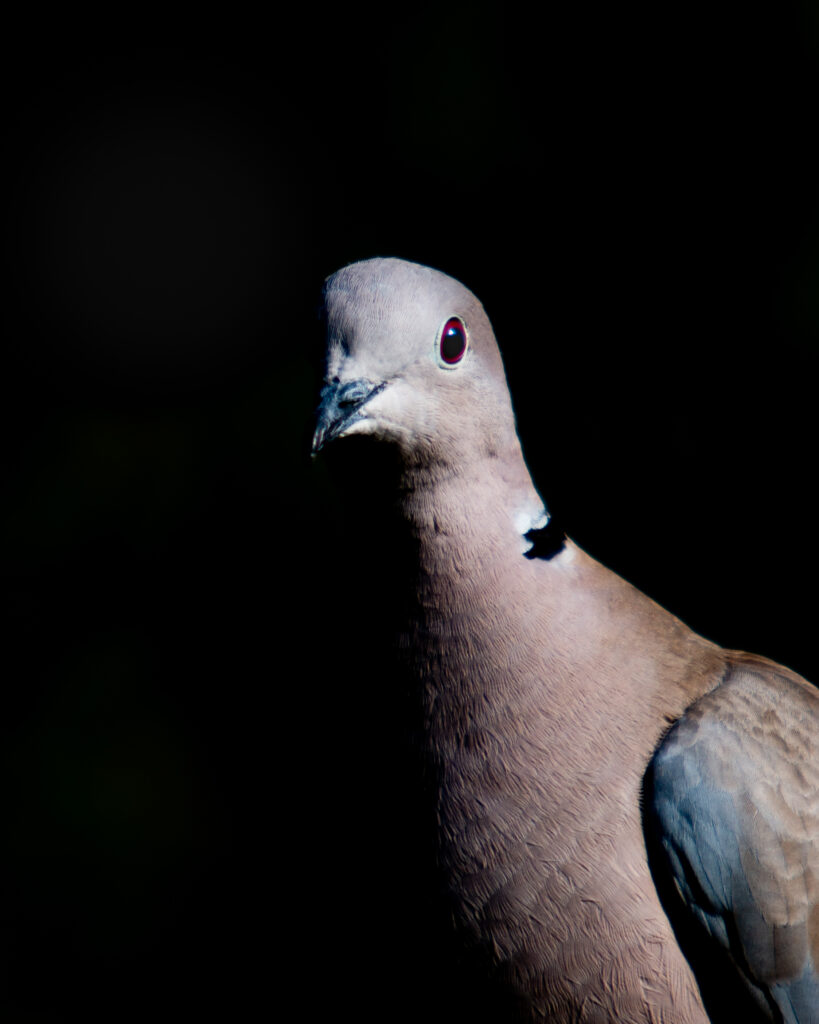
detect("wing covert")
[645,655,819,1023]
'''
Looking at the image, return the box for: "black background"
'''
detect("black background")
[3,5,818,1021]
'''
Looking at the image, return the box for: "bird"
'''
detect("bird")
[311,256,819,1023]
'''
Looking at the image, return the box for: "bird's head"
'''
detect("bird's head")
[311,258,520,470]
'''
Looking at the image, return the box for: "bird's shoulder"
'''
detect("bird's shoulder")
[645,653,819,1022]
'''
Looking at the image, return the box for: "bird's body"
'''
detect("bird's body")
[402,494,721,1022]
[312,258,819,1022]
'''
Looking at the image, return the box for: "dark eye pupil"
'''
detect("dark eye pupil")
[441,317,467,364]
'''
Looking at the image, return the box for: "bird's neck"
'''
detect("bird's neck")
[398,441,546,558]
[394,448,721,761]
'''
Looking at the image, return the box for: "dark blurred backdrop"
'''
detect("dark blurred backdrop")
[3,4,818,1021]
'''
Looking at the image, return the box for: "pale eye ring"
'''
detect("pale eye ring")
[439,316,468,365]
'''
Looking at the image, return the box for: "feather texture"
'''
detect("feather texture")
[312,257,819,1022]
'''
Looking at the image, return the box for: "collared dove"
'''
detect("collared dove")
[311,257,819,1023]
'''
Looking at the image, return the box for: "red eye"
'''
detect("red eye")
[440,317,467,364]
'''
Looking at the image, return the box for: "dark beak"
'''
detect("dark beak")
[311,378,386,454]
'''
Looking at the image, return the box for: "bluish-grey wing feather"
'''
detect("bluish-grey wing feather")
[646,655,819,1023]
